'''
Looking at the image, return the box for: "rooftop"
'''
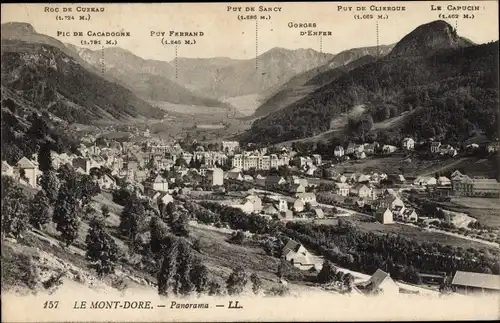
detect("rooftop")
[452,271,500,291]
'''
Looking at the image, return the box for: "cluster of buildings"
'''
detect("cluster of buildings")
[449,170,500,197]
[231,150,291,171]
[331,138,500,160]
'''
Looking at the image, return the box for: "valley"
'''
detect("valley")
[1,6,499,318]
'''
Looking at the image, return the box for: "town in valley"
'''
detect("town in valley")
[1,2,500,310]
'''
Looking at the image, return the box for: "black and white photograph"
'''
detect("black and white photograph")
[1,2,499,322]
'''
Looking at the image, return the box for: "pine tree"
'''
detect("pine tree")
[53,182,81,247]
[85,217,118,277]
[29,191,51,229]
[78,174,101,206]
[158,237,179,296]
[226,266,248,296]
[171,213,189,237]
[40,169,59,205]
[119,195,146,240]
[149,216,170,256]
[250,273,262,295]
[190,259,210,295]
[38,142,53,172]
[1,176,29,238]
[277,258,290,279]
[176,239,195,296]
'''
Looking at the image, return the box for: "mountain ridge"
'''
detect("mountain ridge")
[240,20,498,145]
[250,44,395,119]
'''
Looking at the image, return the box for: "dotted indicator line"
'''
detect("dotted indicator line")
[175,45,178,79]
[320,35,323,53]
[255,19,259,70]
[101,45,105,75]
[376,20,379,57]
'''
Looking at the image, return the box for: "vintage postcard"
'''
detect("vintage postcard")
[1,1,499,322]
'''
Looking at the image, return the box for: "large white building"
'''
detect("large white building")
[231,152,287,171]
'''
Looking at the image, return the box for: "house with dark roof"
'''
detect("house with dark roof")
[451,271,500,295]
[356,269,399,295]
[282,240,316,270]
[375,208,394,224]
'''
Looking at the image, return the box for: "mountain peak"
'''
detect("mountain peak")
[389,20,474,57]
[1,22,37,35]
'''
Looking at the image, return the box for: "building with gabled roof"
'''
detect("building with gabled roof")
[357,269,399,295]
[152,174,169,192]
[451,271,500,295]
[282,239,315,270]
[375,208,394,224]
[17,157,37,187]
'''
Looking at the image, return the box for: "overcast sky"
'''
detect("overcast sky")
[2,2,498,62]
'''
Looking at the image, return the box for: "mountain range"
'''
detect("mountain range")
[172,47,335,99]
[2,20,498,152]
[251,44,394,119]
[240,20,499,145]
[66,45,234,109]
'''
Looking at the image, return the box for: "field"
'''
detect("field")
[450,197,500,209]
[187,225,283,289]
[223,94,263,117]
[438,197,500,229]
[350,219,498,251]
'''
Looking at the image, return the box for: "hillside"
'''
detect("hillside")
[241,20,498,145]
[1,39,166,124]
[174,47,335,99]
[68,45,233,109]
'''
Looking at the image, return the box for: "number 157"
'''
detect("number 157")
[43,301,59,309]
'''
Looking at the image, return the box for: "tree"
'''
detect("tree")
[1,176,29,238]
[317,260,337,284]
[342,273,355,291]
[190,259,210,295]
[149,216,171,256]
[229,230,245,244]
[208,279,224,296]
[403,265,422,285]
[40,170,59,204]
[119,196,146,240]
[158,237,179,296]
[226,266,248,296]
[277,258,290,280]
[101,205,110,218]
[29,191,51,229]
[53,181,81,247]
[175,239,195,296]
[85,217,118,277]
[78,174,101,206]
[171,213,190,237]
[38,142,53,172]
[250,273,262,295]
